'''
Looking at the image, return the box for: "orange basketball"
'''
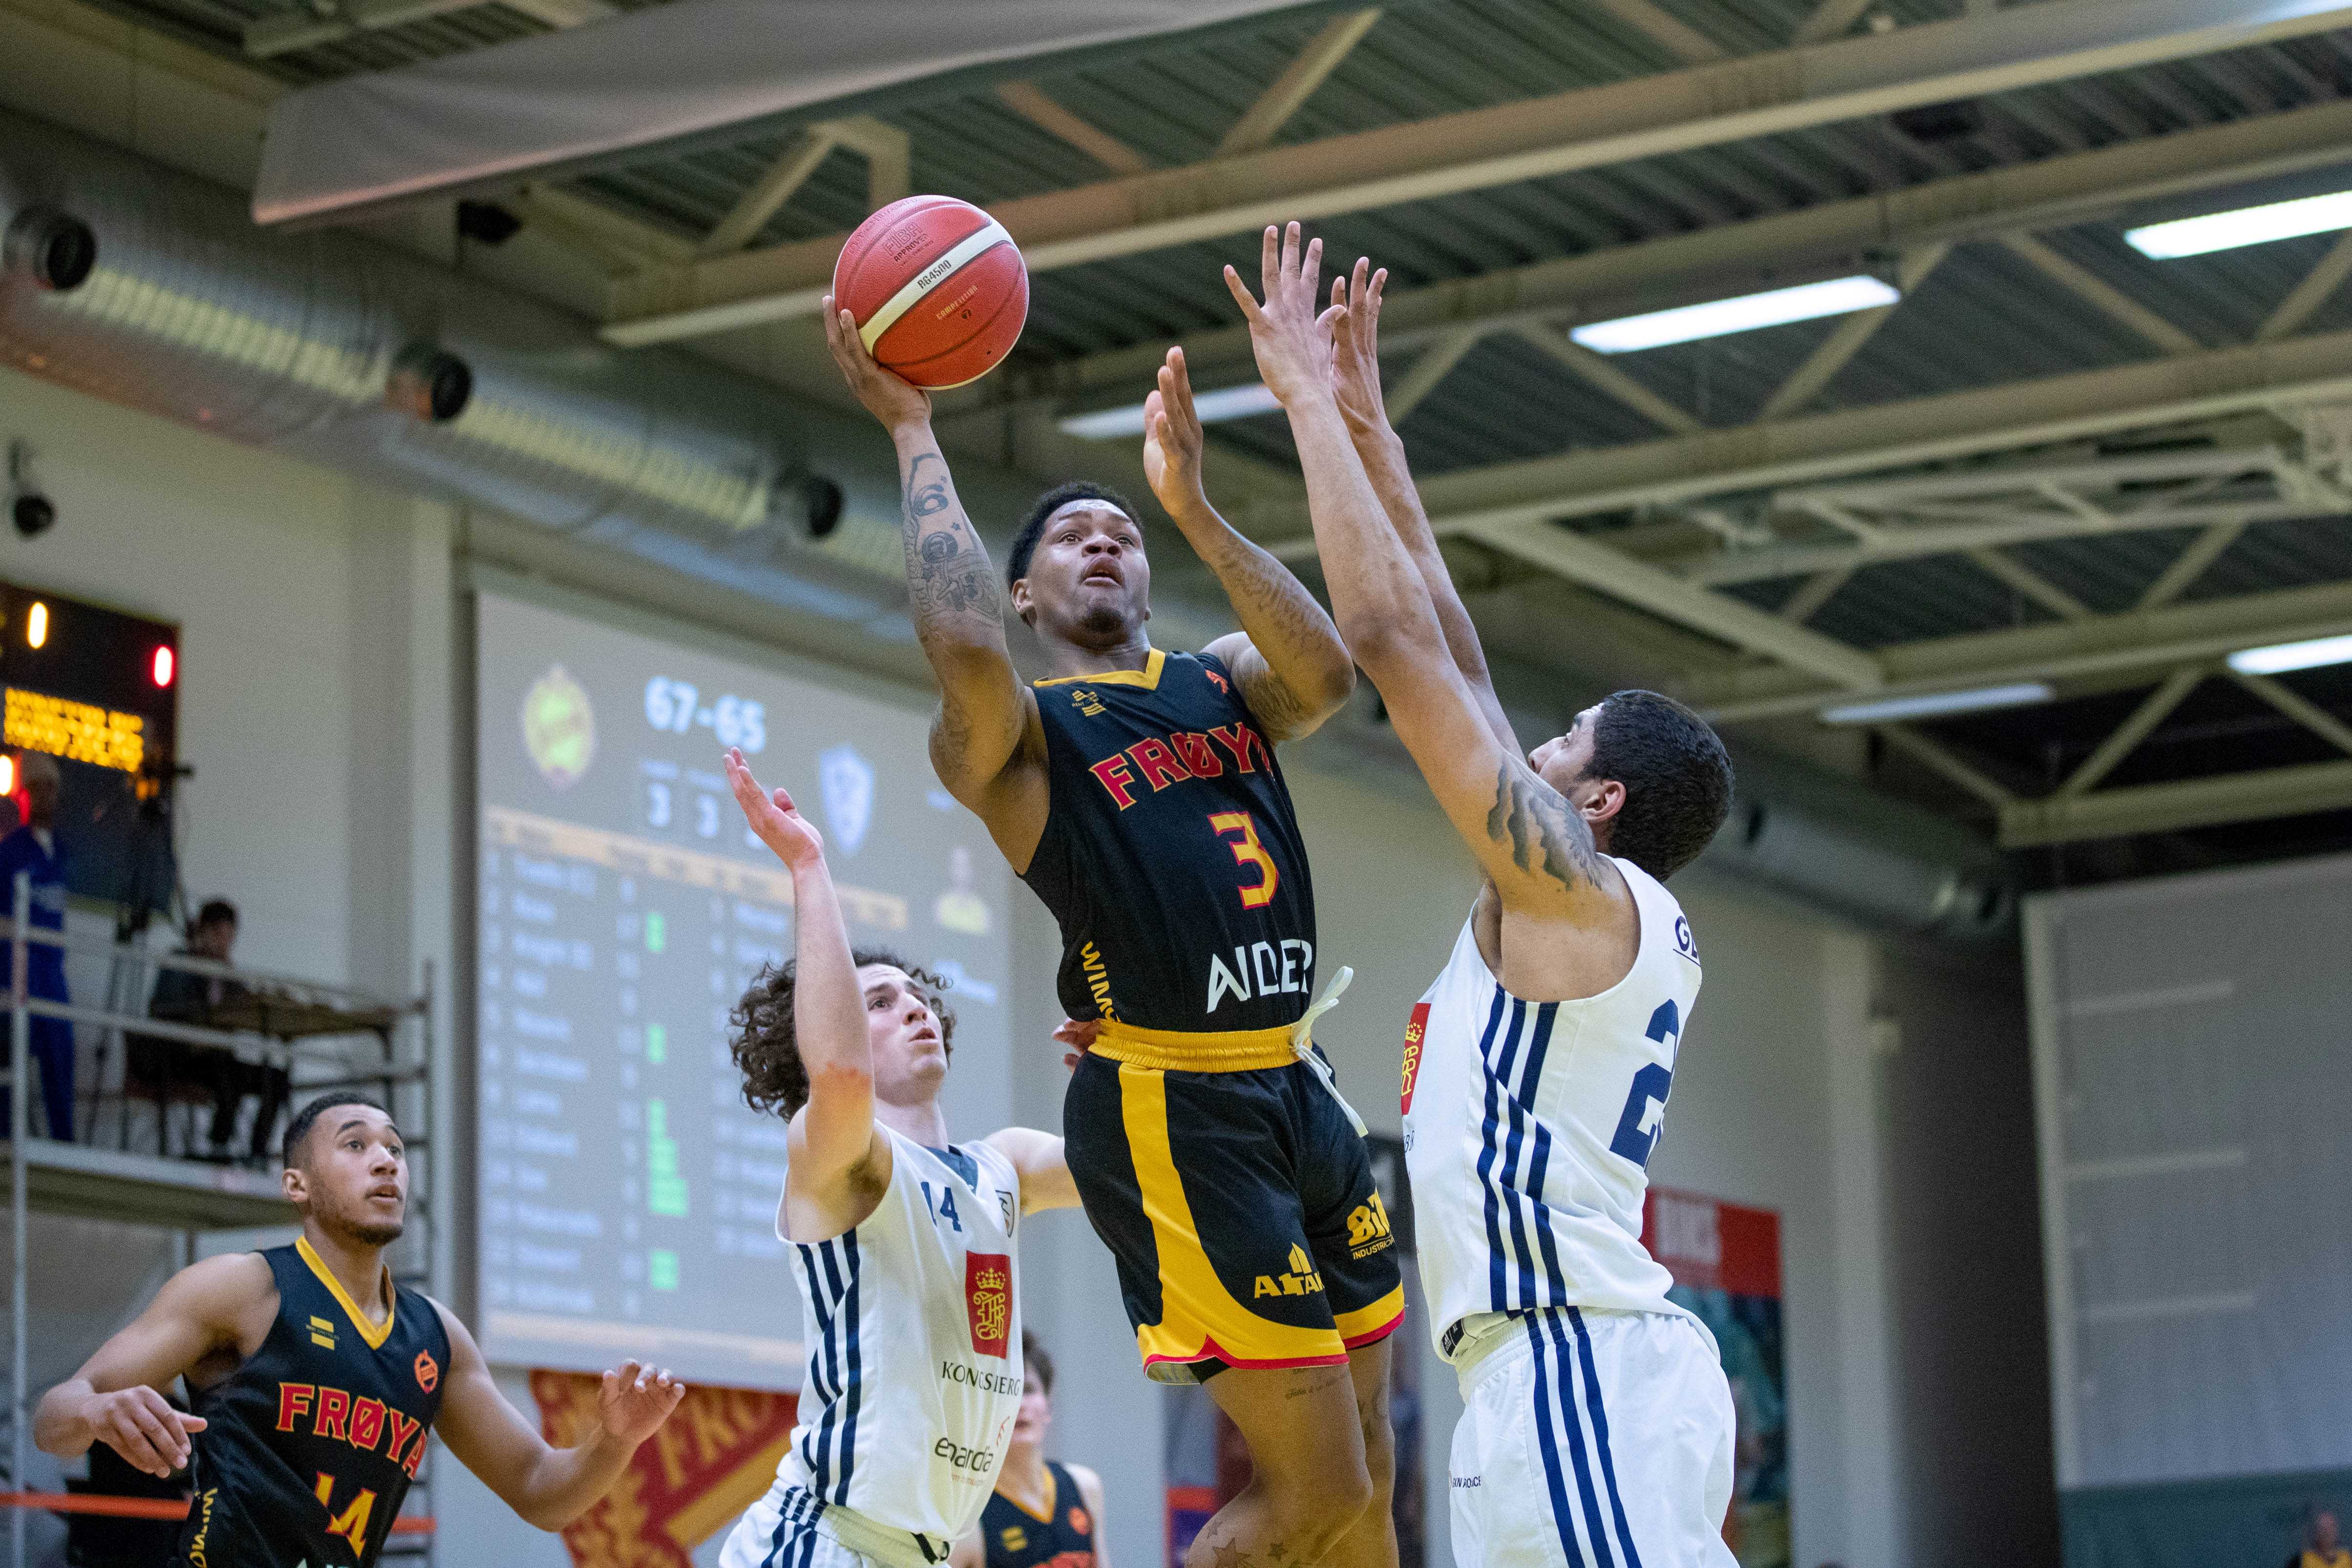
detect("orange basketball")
[833,195,1027,390]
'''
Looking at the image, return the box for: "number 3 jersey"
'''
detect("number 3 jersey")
[723,1128,1024,1563]
[1401,858,1707,1360]
[1022,648,1315,1035]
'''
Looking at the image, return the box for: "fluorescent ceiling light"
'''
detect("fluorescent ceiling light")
[1569,275,1900,354]
[1059,382,1282,440]
[2225,632,2352,676]
[2125,189,2352,259]
[1820,681,2055,725]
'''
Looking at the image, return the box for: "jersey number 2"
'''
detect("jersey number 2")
[1608,1001,1680,1168]
[1208,811,1279,909]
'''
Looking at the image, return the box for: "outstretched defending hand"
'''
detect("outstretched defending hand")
[821,295,932,431]
[1141,346,1209,517]
[1222,221,1344,411]
[725,748,825,873]
[1330,256,1392,435]
[595,1360,684,1445]
[86,1386,207,1478]
[1053,1016,1102,1070]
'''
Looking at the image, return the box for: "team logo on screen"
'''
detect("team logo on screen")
[520,665,595,788]
[965,1252,1012,1357]
[819,744,875,855]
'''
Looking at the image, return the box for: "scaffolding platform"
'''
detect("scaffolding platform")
[0,1138,291,1231]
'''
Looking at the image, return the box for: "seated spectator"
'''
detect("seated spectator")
[131,900,289,1164]
[0,750,76,1141]
[2291,1512,2348,1568]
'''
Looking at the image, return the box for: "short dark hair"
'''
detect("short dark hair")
[284,1092,390,1165]
[1585,690,1734,882]
[1022,1331,1054,1395]
[1004,482,1141,589]
[730,950,956,1118]
[196,898,237,929]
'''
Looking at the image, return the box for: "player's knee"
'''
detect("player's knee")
[1268,1455,1375,1550]
[1358,1405,1397,1505]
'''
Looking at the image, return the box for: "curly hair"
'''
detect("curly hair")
[729,948,957,1118]
[1586,689,1735,882]
[1004,480,1141,591]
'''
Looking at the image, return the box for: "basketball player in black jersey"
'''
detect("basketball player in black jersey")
[36,1092,686,1568]
[824,300,1403,1568]
[970,1335,1106,1568]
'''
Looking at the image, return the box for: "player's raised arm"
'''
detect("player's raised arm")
[428,1302,682,1531]
[1142,346,1355,742]
[33,1253,251,1473]
[982,1123,1081,1215]
[821,300,1039,820]
[725,748,887,1231]
[1327,259,1519,759]
[1224,225,1617,925]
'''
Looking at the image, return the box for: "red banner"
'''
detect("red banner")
[1642,1186,1781,1299]
[531,1373,797,1568]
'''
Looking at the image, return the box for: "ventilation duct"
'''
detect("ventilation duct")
[0,107,909,616]
[1705,745,2015,940]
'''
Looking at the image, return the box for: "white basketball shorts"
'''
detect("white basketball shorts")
[1449,1306,1737,1568]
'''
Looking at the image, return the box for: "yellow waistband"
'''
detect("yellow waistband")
[1090,1019,1300,1073]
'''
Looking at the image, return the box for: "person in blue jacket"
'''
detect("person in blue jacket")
[0,750,76,1140]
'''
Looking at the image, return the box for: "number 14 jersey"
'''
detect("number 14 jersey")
[1023,648,1315,1035]
[1401,857,1707,1361]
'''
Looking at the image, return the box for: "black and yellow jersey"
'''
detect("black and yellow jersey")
[176,1239,448,1568]
[982,1461,1097,1568]
[1022,648,1316,1036]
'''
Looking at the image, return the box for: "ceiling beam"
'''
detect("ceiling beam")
[1999,757,2352,846]
[2227,669,2352,755]
[1009,92,2352,405]
[1998,232,2203,355]
[1691,577,2352,721]
[1448,519,1886,688]
[1969,546,2094,620]
[1587,0,1727,64]
[1385,326,1483,422]
[2135,519,2247,609]
[2058,663,2205,794]
[2257,229,2352,340]
[245,0,612,58]
[1514,322,1704,435]
[996,83,1152,175]
[1791,0,1875,45]
[697,127,841,257]
[1879,723,2020,808]
[1213,8,1382,157]
[600,0,2352,343]
[1759,242,1948,419]
[1407,324,2352,533]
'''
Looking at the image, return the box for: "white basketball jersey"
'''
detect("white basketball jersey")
[1401,858,1704,1360]
[729,1127,1025,1556]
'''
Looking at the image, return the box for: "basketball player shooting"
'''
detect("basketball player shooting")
[821,294,1406,1568]
[35,1094,686,1568]
[714,748,1081,1568]
[1226,223,1739,1568]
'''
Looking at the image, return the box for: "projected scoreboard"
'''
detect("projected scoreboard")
[475,593,1011,1388]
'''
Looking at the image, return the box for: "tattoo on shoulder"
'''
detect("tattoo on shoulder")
[900,451,1000,623]
[1485,759,1603,896]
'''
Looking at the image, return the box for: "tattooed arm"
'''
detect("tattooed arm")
[1142,346,1354,742]
[1228,227,1631,990]
[1327,259,1519,758]
[823,301,1045,858]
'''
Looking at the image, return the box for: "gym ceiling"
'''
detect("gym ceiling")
[25,0,2352,879]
